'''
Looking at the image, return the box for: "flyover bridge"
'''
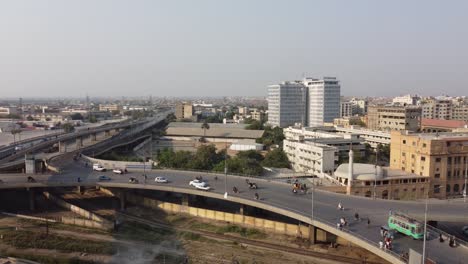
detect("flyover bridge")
[1,162,467,264]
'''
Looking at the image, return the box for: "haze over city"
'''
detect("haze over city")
[1,0,467,98]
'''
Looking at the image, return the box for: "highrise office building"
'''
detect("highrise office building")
[304,77,341,127]
[267,82,307,127]
[267,77,340,127]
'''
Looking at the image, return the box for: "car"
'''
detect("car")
[462,226,468,237]
[155,177,168,183]
[98,175,111,181]
[93,164,106,172]
[113,169,124,174]
[189,179,210,190]
[129,177,138,184]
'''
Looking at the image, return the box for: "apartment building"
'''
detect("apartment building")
[332,125,391,148]
[367,105,421,132]
[392,94,420,106]
[350,98,368,115]
[452,105,468,121]
[99,104,122,112]
[390,130,468,199]
[421,99,452,120]
[340,101,354,117]
[175,103,194,120]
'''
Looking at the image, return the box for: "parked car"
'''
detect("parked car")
[129,177,139,184]
[155,177,168,183]
[189,179,210,190]
[93,164,106,172]
[98,175,111,181]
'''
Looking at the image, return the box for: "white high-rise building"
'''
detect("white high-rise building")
[267,81,307,127]
[304,77,341,127]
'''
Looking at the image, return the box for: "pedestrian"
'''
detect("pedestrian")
[214,176,218,180]
[439,233,444,243]
[367,218,371,227]
[379,241,384,249]
[254,193,259,200]
[354,212,360,221]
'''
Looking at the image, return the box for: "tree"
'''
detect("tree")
[88,115,97,123]
[262,149,290,168]
[62,123,75,133]
[45,117,51,121]
[26,115,34,121]
[246,120,263,130]
[70,113,84,120]
[201,121,210,138]
[225,111,234,119]
[10,129,22,144]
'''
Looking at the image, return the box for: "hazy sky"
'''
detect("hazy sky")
[1,0,467,98]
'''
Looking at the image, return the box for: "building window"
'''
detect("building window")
[446,184,451,193]
[435,158,441,162]
[402,140,406,144]
[454,184,460,193]
[421,156,426,161]
[402,152,406,156]
[434,185,440,193]
[423,143,427,148]
[434,173,440,178]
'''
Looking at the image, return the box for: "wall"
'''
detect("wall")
[101,188,348,245]
[43,192,113,230]
[81,155,152,171]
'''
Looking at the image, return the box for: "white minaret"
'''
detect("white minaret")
[347,148,354,194]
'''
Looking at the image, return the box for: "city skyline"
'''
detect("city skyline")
[1,0,467,98]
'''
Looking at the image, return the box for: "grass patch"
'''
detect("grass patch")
[115,221,174,244]
[0,230,116,254]
[165,214,188,224]
[188,222,266,239]
[1,252,97,264]
[17,218,109,235]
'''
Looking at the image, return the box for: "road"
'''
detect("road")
[1,161,467,264]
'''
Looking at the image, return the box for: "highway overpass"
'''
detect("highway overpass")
[1,162,467,264]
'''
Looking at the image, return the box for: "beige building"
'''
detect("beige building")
[175,103,194,120]
[390,130,468,199]
[334,163,430,200]
[367,105,421,132]
[250,110,265,121]
[452,105,468,121]
[99,104,122,112]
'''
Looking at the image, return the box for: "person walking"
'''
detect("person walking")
[367,218,371,227]
[354,212,360,221]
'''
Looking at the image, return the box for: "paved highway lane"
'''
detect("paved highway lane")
[1,161,467,264]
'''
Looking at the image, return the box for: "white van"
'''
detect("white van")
[93,164,106,172]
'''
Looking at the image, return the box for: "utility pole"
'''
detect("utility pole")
[224,141,228,199]
[464,156,467,203]
[374,147,379,200]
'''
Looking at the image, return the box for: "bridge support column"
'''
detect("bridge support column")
[91,133,97,141]
[181,194,189,213]
[309,225,317,244]
[119,191,126,211]
[25,155,36,174]
[77,186,84,194]
[76,136,83,149]
[59,141,67,153]
[105,130,111,137]
[239,204,246,215]
[28,189,35,211]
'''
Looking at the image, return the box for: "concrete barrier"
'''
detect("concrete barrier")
[42,191,113,230]
[100,188,346,244]
[81,155,152,171]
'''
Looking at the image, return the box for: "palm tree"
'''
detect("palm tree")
[201,121,210,138]
[11,129,21,144]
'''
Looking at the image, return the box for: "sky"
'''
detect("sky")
[0,0,467,98]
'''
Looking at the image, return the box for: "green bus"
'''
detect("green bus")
[388,213,424,239]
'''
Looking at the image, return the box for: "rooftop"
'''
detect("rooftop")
[166,122,264,139]
[421,118,468,129]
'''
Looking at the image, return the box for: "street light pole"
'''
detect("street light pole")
[374,148,378,200]
[422,184,440,264]
[464,156,467,203]
[224,141,228,199]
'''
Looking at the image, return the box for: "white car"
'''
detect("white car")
[113,169,124,174]
[155,177,168,183]
[93,164,106,172]
[189,179,210,190]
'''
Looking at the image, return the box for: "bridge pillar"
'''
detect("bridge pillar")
[91,133,97,141]
[309,225,317,244]
[105,130,111,137]
[76,136,83,149]
[239,204,246,215]
[77,186,84,194]
[181,194,189,213]
[28,189,35,211]
[59,141,67,153]
[119,191,126,211]
[25,155,36,174]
